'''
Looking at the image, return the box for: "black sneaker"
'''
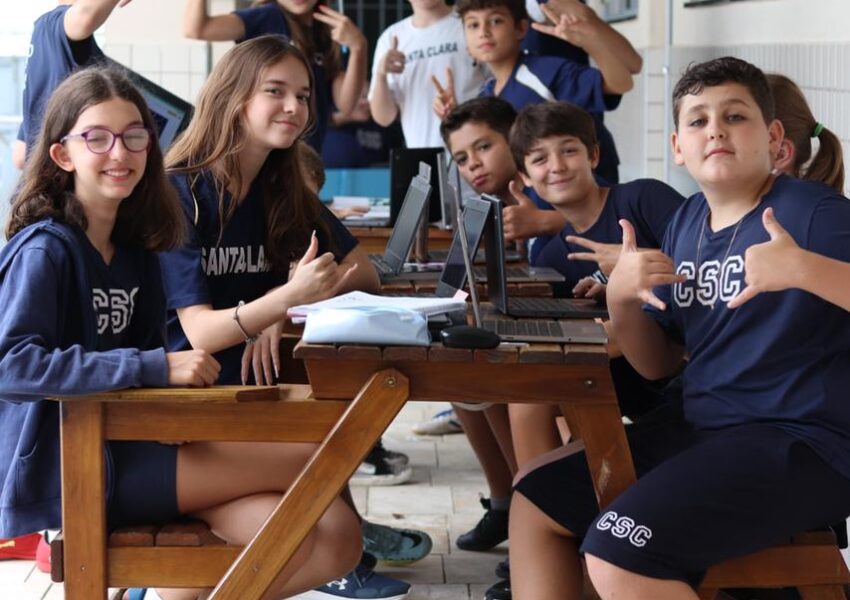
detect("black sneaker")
[456,497,509,551]
[351,441,412,487]
[484,579,511,600]
[495,557,510,579]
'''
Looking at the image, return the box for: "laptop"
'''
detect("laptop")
[484,194,609,321]
[390,147,453,228]
[369,162,432,279]
[107,59,193,151]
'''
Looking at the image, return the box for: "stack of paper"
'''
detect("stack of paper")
[287,291,466,324]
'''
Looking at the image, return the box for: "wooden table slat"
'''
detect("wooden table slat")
[428,343,474,363]
[518,343,565,364]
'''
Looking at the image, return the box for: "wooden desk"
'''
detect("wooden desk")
[347,226,454,254]
[54,334,633,600]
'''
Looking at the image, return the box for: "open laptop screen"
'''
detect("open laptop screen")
[382,172,431,270]
[106,58,193,151]
[435,196,491,298]
[390,147,446,225]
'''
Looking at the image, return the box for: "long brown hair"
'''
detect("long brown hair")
[166,35,329,274]
[7,67,184,251]
[767,73,845,193]
[252,0,341,82]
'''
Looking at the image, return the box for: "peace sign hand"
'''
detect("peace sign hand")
[566,235,622,276]
[531,3,593,48]
[313,5,366,51]
[431,68,457,120]
[607,219,685,311]
[728,208,799,309]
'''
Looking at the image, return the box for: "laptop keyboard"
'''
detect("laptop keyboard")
[483,319,564,338]
[369,255,395,276]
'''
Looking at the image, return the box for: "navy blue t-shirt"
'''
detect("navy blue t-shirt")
[159,170,358,384]
[535,179,682,297]
[480,53,621,183]
[521,28,588,65]
[18,6,105,147]
[645,175,850,479]
[321,118,404,168]
[74,229,144,352]
[234,4,333,152]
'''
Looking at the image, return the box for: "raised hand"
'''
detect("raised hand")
[289,233,358,304]
[313,5,366,51]
[531,2,594,48]
[241,319,285,385]
[166,349,221,387]
[607,219,685,311]
[378,35,406,76]
[566,235,622,276]
[728,208,799,309]
[431,67,457,120]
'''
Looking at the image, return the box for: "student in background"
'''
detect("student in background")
[0,65,365,600]
[13,0,134,169]
[436,0,640,184]
[158,36,421,600]
[183,0,367,152]
[321,88,404,169]
[369,0,486,148]
[510,56,850,600]
[768,73,845,193]
[723,73,848,313]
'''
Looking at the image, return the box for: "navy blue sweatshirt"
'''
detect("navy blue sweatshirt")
[0,220,168,537]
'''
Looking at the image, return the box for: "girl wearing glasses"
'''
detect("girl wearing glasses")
[0,66,364,600]
[183,0,367,152]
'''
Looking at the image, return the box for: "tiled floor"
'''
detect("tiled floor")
[0,402,510,600]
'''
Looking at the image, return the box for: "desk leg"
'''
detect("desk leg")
[562,402,636,509]
[60,402,108,600]
[209,369,410,600]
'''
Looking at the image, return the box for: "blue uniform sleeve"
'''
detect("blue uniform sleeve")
[551,61,612,114]
[0,245,167,400]
[804,195,850,262]
[158,219,211,311]
[233,4,289,40]
[158,176,213,310]
[318,203,359,261]
[630,180,684,248]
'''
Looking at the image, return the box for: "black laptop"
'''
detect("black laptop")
[484,195,609,320]
[369,162,432,280]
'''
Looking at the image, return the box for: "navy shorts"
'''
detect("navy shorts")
[107,441,180,531]
[514,405,850,587]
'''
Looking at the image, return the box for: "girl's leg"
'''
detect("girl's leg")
[510,491,584,600]
[585,555,698,600]
[508,404,561,467]
[150,441,361,600]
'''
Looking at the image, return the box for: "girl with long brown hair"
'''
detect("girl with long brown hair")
[1,64,365,600]
[183,0,367,152]
[157,35,412,600]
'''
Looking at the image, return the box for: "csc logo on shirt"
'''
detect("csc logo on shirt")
[595,511,653,548]
[93,288,139,335]
[673,256,744,308]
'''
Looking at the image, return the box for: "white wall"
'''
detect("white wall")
[603,0,850,196]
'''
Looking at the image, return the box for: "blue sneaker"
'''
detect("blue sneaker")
[290,552,410,599]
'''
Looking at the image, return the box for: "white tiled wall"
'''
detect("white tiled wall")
[609,44,850,197]
[101,41,211,104]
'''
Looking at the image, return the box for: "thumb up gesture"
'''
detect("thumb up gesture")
[378,36,406,76]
